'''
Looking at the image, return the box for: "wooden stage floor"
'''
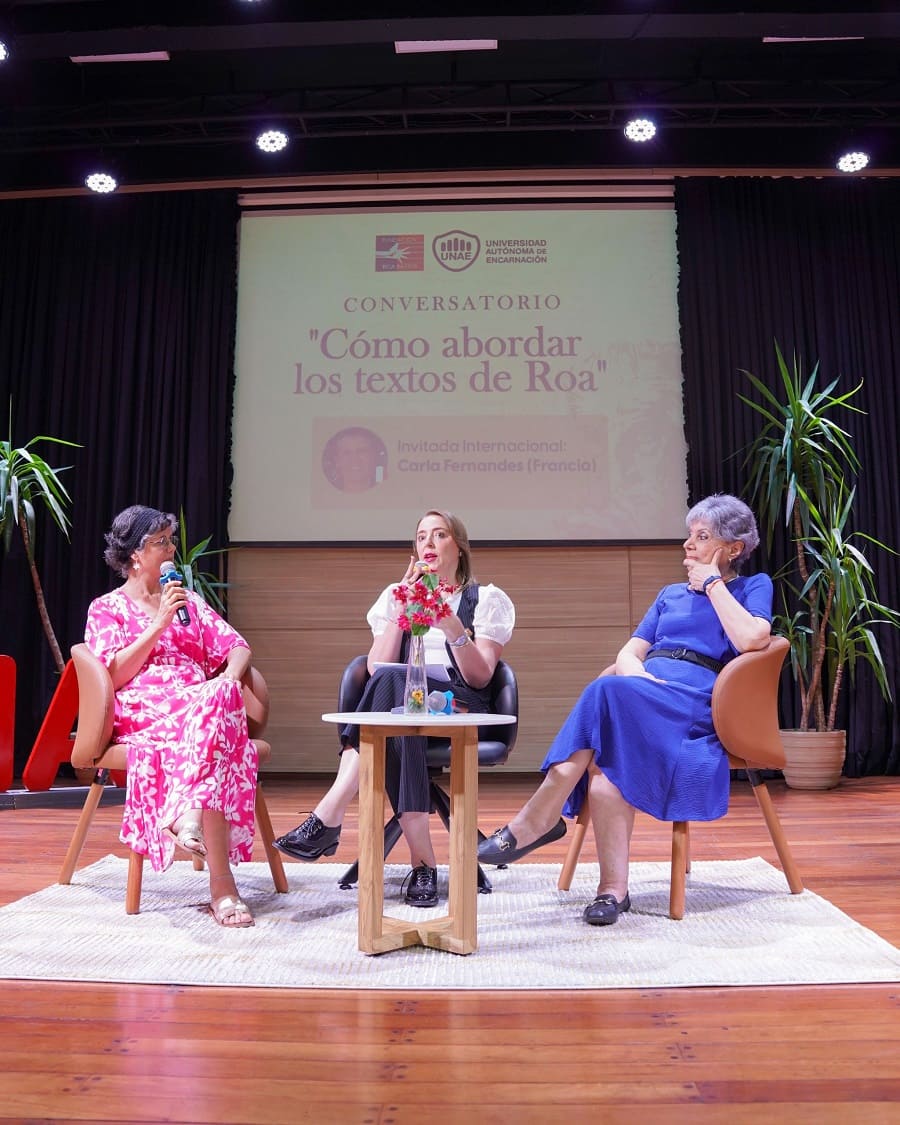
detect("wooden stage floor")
[1,773,899,1124]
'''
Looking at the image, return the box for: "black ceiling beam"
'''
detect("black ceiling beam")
[3,93,897,156]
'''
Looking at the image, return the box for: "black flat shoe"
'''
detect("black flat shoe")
[402,863,439,907]
[477,817,567,865]
[274,813,341,861]
[583,892,631,926]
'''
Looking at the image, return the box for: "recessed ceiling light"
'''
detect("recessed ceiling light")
[256,129,289,153]
[85,172,118,194]
[394,40,498,54]
[624,118,657,143]
[836,150,870,173]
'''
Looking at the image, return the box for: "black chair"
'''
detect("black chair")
[336,655,519,893]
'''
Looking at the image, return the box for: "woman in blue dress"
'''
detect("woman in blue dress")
[478,494,773,926]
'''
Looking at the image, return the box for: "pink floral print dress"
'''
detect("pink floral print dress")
[84,588,257,872]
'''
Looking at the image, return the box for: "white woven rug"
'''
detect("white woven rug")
[2,855,898,990]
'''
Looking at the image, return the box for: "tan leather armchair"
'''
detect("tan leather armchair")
[556,636,803,918]
[59,643,288,913]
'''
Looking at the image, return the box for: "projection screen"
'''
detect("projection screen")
[230,204,687,543]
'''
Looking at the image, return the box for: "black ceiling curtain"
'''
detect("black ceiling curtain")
[674,176,900,775]
[0,190,239,773]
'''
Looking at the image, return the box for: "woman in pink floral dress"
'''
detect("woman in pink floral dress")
[85,505,258,928]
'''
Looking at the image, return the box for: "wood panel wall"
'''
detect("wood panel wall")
[228,544,685,772]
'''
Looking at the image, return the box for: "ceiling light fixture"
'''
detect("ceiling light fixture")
[394,40,498,54]
[71,52,170,64]
[762,36,864,44]
[836,150,870,173]
[0,40,9,63]
[624,118,657,143]
[256,129,289,153]
[85,172,118,194]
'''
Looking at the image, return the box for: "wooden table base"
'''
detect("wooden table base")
[357,721,479,955]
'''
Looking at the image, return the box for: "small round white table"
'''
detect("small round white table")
[322,710,516,956]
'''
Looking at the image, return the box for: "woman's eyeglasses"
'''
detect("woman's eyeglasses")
[146,535,179,549]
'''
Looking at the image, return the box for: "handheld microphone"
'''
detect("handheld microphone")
[159,561,191,627]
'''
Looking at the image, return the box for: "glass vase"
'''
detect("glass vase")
[403,632,428,714]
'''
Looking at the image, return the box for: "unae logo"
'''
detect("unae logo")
[432,229,480,271]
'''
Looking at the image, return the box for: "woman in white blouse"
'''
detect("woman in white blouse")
[274,509,515,908]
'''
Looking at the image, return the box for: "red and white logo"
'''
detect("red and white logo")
[375,234,424,271]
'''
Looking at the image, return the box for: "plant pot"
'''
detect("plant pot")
[780,729,846,790]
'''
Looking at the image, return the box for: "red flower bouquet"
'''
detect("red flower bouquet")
[392,566,455,713]
[392,566,454,635]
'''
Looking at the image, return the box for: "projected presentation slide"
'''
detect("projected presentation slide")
[231,205,687,542]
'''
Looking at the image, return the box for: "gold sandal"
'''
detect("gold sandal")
[209,895,255,928]
[166,817,207,858]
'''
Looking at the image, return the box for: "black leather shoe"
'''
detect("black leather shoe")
[274,813,341,861]
[403,864,439,907]
[477,817,567,865]
[583,892,631,926]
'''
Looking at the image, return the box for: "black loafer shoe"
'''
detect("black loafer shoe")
[477,817,567,865]
[403,863,439,907]
[583,892,631,926]
[274,813,342,861]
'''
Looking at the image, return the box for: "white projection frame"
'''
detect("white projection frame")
[231,181,687,545]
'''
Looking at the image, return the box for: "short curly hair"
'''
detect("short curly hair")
[685,494,760,572]
[103,505,177,577]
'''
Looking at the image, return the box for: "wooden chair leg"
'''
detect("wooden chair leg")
[746,769,804,894]
[669,821,689,920]
[255,783,289,894]
[557,793,591,891]
[59,777,106,885]
[125,851,144,914]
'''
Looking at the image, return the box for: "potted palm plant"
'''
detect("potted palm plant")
[0,405,79,674]
[173,506,229,613]
[740,344,899,788]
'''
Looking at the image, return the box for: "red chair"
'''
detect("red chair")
[20,658,109,791]
[556,637,803,919]
[0,654,15,791]
[59,643,288,914]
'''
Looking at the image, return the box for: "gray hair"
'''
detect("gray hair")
[685,494,759,572]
